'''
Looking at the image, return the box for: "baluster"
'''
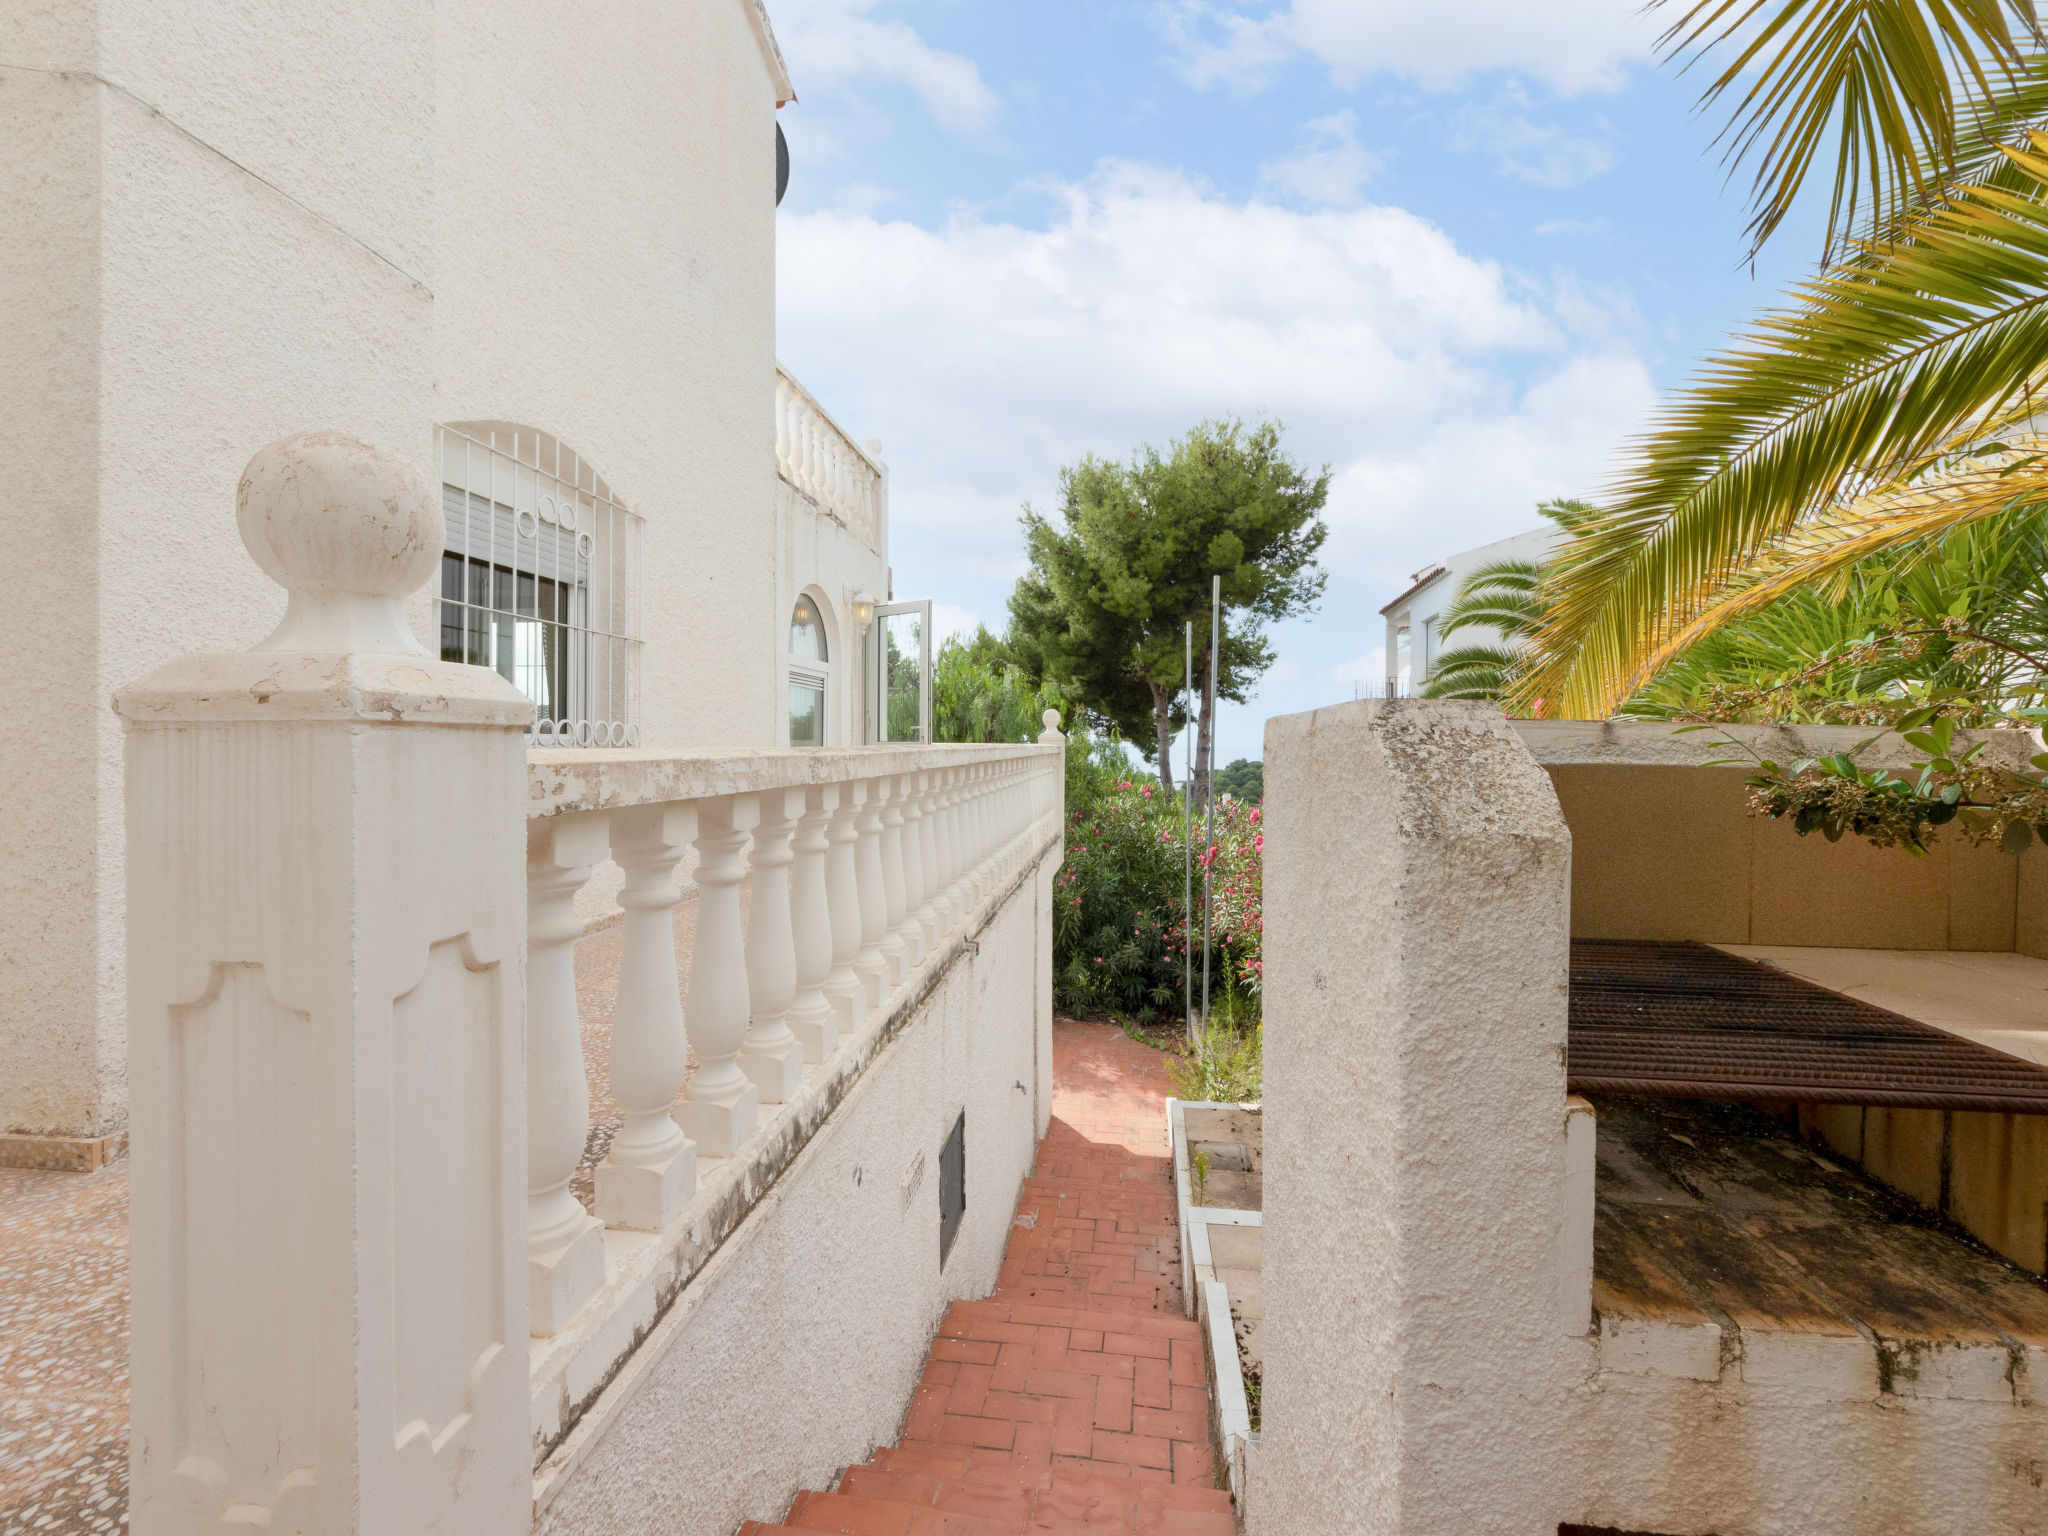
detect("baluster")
[775,378,793,477]
[527,816,610,1335]
[929,767,958,937]
[913,769,942,941]
[595,805,700,1231]
[877,774,910,985]
[678,795,761,1156]
[898,770,929,962]
[741,788,806,1102]
[788,784,841,1061]
[974,764,995,900]
[960,764,984,910]
[824,782,867,1030]
[853,776,889,1003]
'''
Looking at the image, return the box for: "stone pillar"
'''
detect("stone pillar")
[116,433,530,1536]
[1249,699,1583,1536]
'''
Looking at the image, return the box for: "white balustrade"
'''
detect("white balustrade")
[597,804,699,1230]
[116,423,1066,1536]
[775,366,884,550]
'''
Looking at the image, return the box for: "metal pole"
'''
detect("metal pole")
[1202,574,1218,1027]
[1184,620,1195,1044]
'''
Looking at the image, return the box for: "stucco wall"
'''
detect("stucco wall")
[1549,764,2023,949]
[3,0,438,1138]
[434,0,782,753]
[533,861,1051,1536]
[1,12,104,1138]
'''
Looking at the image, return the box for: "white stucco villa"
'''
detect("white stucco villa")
[1378,523,1557,694]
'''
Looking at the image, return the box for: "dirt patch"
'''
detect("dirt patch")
[1184,1105,1262,1209]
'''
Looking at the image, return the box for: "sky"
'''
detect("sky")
[769,0,1820,767]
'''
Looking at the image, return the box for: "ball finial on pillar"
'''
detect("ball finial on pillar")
[236,431,442,654]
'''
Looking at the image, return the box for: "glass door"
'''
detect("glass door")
[869,600,932,743]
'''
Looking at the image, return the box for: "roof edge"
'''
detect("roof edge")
[744,0,797,106]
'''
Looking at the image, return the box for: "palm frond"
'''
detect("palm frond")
[1420,645,1524,701]
[1623,440,2048,689]
[1520,131,2048,718]
[1652,0,2038,256]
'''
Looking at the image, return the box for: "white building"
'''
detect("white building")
[1377,523,1558,694]
[2,0,939,1159]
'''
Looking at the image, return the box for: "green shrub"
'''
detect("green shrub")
[1169,1019,1262,1103]
[1052,745,1264,1025]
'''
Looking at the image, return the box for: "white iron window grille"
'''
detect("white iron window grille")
[437,424,643,746]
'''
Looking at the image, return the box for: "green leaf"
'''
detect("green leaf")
[2002,818,2035,854]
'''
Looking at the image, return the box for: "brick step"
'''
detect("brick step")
[939,1297,1200,1341]
[784,1487,1013,1534]
[858,1454,1233,1516]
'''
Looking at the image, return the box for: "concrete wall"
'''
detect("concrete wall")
[1549,765,2020,950]
[1513,721,2046,952]
[533,857,1052,1536]
[2,0,800,1137]
[1256,701,2048,1536]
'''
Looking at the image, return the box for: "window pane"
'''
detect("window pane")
[790,595,827,661]
[883,613,923,742]
[789,680,825,745]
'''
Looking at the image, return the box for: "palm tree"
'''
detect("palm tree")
[1519,0,2048,718]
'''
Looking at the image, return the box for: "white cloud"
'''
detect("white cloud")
[1258,111,1379,207]
[1158,0,1652,96]
[1453,89,1616,188]
[930,601,983,645]
[1332,648,1388,686]
[770,0,998,132]
[777,161,1657,612]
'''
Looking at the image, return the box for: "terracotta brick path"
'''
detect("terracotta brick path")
[742,1020,1231,1535]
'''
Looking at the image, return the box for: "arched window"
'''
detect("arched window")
[789,593,831,745]
[436,424,643,746]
